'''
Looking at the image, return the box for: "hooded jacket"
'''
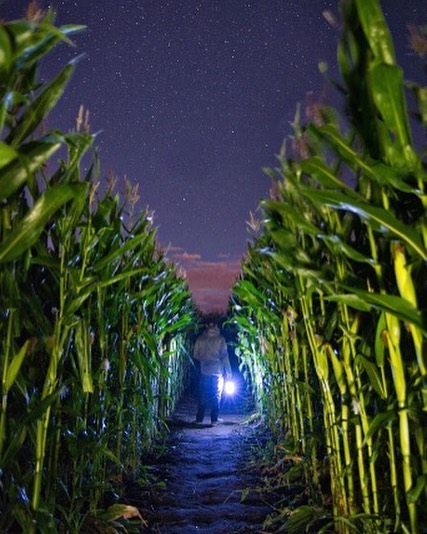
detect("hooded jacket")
[193,325,232,377]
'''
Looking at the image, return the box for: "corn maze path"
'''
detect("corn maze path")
[137,376,272,533]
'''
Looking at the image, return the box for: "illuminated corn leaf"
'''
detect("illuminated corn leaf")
[304,189,425,260]
[310,124,421,192]
[74,321,94,394]
[355,0,396,64]
[355,354,387,399]
[4,340,29,393]
[369,63,414,161]
[328,288,424,333]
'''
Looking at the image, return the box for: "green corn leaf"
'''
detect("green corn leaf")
[414,85,427,127]
[232,280,266,308]
[1,426,27,467]
[0,143,18,169]
[325,293,375,313]
[330,287,425,332]
[304,189,426,260]
[312,124,420,192]
[0,136,62,200]
[4,340,30,393]
[74,321,94,393]
[316,346,329,382]
[408,475,427,504]
[364,410,396,443]
[25,391,60,423]
[298,155,357,195]
[0,92,28,133]
[369,63,413,156]
[355,0,396,65]
[263,200,320,235]
[374,312,387,366]
[283,505,323,534]
[309,124,376,181]
[320,234,375,264]
[327,344,346,395]
[12,20,85,70]
[355,354,387,399]
[94,233,151,272]
[7,60,76,147]
[0,183,82,262]
[65,267,149,319]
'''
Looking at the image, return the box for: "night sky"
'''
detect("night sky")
[1,1,425,311]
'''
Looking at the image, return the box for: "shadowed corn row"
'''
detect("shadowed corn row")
[231,1,426,532]
[0,12,196,532]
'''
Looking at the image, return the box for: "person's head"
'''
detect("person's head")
[206,321,216,330]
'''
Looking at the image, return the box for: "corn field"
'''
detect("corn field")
[2,1,427,533]
[231,1,427,533]
[0,13,196,532]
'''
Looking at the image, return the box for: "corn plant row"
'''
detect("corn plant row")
[0,14,196,532]
[231,1,426,532]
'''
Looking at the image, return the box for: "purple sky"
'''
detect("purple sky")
[1,1,425,311]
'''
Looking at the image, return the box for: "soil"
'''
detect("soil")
[134,375,274,533]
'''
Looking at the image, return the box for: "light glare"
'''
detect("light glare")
[224,380,236,395]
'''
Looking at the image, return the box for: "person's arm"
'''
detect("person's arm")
[193,338,202,361]
[220,339,232,378]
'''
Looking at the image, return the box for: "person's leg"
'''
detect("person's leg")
[210,375,222,423]
[196,374,209,422]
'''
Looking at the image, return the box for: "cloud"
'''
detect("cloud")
[167,248,242,312]
[172,252,202,262]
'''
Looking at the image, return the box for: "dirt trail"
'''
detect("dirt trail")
[138,380,272,533]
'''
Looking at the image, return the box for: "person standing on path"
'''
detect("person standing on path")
[193,321,232,425]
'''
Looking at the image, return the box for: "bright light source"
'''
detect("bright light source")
[224,380,236,396]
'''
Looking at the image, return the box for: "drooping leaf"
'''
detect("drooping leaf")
[304,189,426,260]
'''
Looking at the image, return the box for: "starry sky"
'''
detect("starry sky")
[1,0,425,311]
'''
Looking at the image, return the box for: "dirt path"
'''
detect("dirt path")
[138,382,272,533]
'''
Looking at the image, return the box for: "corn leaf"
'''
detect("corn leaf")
[369,63,413,154]
[7,60,76,147]
[4,340,30,393]
[408,475,427,504]
[0,183,83,262]
[0,137,62,200]
[0,143,18,169]
[355,0,396,64]
[312,124,419,192]
[330,287,425,332]
[364,411,396,443]
[355,354,387,399]
[0,26,12,72]
[74,321,94,393]
[298,155,357,195]
[304,189,426,260]
[12,20,85,70]
[1,427,27,467]
[374,312,387,367]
